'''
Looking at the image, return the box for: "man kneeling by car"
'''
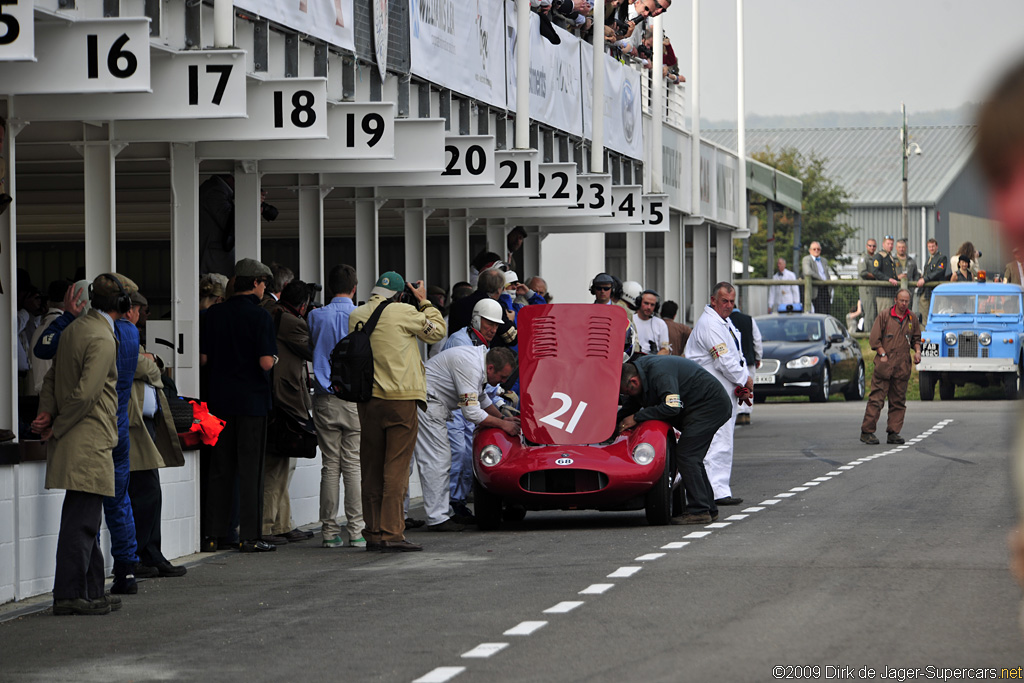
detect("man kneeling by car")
[619,356,733,524]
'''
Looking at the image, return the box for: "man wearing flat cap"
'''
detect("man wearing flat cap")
[200,258,279,553]
[349,271,446,552]
[33,272,138,615]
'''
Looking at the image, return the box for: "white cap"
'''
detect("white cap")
[504,271,519,286]
[472,298,505,328]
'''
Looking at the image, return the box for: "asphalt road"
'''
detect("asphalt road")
[1,401,1021,683]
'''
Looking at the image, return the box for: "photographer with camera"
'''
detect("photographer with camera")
[348,271,446,552]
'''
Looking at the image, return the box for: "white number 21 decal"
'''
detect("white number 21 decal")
[538,392,588,434]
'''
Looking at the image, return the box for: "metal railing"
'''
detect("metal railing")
[639,71,687,130]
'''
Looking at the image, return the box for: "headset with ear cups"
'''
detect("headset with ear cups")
[88,273,132,314]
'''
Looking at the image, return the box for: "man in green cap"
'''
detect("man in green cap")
[349,271,446,552]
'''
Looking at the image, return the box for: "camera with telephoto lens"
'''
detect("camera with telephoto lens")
[613,18,630,37]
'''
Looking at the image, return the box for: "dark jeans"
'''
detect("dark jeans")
[53,490,105,601]
[207,414,268,542]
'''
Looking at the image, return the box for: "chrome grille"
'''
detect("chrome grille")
[982,348,989,358]
[759,359,780,374]
[958,332,978,358]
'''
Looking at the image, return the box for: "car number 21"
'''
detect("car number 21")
[538,392,588,434]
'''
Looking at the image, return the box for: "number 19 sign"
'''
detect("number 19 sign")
[0,18,150,92]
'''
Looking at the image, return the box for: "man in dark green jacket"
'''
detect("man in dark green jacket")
[918,238,950,326]
[619,356,733,525]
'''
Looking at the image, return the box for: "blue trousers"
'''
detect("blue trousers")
[102,436,138,564]
[447,412,475,503]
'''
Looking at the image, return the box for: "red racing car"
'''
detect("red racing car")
[472,304,678,529]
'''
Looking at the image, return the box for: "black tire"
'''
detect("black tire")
[844,362,866,401]
[1002,369,1021,400]
[474,477,503,531]
[753,393,767,404]
[919,371,936,401]
[502,504,527,522]
[939,376,956,401]
[810,365,830,402]
[644,443,673,526]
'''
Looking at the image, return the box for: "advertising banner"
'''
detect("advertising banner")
[505,2,583,137]
[410,0,506,109]
[581,41,643,160]
[234,0,354,53]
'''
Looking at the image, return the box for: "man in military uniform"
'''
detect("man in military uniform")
[918,238,950,327]
[894,238,922,302]
[860,289,921,445]
[868,235,899,318]
[858,238,879,326]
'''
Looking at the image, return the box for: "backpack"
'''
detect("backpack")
[329,300,391,402]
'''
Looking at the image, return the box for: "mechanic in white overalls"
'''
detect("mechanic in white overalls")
[408,346,520,531]
[684,282,752,506]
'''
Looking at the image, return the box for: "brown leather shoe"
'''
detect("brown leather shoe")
[282,528,313,542]
[261,534,289,545]
[379,539,423,552]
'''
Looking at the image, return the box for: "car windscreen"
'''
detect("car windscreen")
[756,318,824,342]
[977,294,1022,315]
[931,294,975,315]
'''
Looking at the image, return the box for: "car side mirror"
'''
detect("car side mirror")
[828,333,844,344]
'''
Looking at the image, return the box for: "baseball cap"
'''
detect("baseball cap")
[370,271,406,299]
[234,258,273,278]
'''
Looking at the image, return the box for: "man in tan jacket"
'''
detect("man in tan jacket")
[33,272,137,616]
[349,271,445,552]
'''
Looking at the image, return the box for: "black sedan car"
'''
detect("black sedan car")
[753,313,865,402]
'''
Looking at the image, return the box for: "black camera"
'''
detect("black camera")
[613,18,630,36]
[261,201,279,222]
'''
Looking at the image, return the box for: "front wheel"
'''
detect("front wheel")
[939,376,956,401]
[844,362,866,401]
[645,442,673,526]
[810,365,830,402]
[1003,368,1022,400]
[919,371,936,401]
[474,477,503,531]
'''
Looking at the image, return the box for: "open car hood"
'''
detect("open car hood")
[518,304,627,445]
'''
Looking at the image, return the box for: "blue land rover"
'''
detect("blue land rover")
[918,282,1024,400]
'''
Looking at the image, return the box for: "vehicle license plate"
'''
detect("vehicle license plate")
[921,342,939,358]
[754,374,775,385]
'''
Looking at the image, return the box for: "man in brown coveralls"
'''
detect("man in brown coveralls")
[860,289,921,445]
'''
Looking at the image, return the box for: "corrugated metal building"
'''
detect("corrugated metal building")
[704,126,1000,272]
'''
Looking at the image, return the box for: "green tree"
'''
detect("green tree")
[736,147,855,278]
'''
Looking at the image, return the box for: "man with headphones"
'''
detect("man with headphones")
[33,272,138,615]
[634,289,672,355]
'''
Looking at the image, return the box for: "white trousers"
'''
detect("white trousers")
[705,389,738,499]
[408,401,454,525]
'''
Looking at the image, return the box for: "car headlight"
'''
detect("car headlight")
[631,442,656,466]
[786,355,820,369]
[945,332,957,346]
[480,444,502,467]
[979,332,992,346]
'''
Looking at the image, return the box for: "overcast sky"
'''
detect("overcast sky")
[661,0,1024,123]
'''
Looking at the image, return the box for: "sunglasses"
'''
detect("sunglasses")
[594,285,612,291]
[884,235,895,240]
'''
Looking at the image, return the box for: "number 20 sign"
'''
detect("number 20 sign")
[0,18,150,92]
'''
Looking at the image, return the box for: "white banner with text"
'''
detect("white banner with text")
[234,0,355,53]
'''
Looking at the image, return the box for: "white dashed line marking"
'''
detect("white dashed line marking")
[683,531,712,538]
[826,471,843,476]
[742,506,765,512]
[504,621,547,636]
[661,541,690,549]
[838,465,855,470]
[635,553,665,561]
[414,667,466,683]
[705,522,731,529]
[608,566,642,578]
[461,643,508,659]
[813,477,831,482]
[579,584,614,595]
[776,492,796,498]
[761,499,781,505]
[725,514,749,521]
[544,601,584,614]
[790,487,810,492]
